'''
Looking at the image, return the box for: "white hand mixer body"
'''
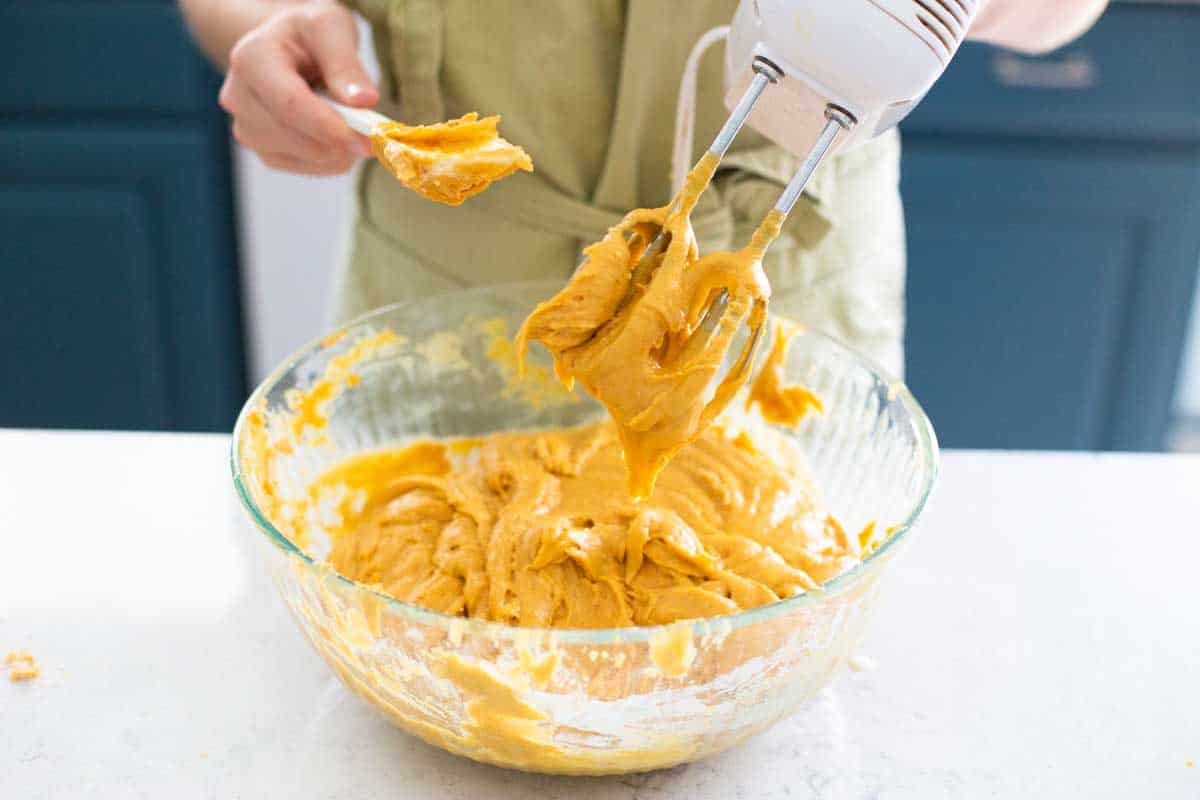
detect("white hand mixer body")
[726,0,980,158]
[687,0,980,219]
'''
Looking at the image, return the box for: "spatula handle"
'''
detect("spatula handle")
[318,93,393,136]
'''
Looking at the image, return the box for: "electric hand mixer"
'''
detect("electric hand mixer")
[720,0,978,201]
[657,0,980,359]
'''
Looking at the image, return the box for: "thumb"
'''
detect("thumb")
[298,7,379,107]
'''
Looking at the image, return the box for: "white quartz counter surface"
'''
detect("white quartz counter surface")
[2,429,1197,798]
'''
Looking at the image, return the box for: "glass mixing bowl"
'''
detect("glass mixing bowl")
[231,281,938,775]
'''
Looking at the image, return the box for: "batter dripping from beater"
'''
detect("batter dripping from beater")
[517,153,782,499]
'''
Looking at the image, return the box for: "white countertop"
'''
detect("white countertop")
[1,429,1197,799]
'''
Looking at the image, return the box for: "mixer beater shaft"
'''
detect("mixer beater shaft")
[629,60,856,374]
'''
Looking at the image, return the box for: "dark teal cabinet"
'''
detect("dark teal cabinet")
[0,2,245,432]
[901,4,1200,451]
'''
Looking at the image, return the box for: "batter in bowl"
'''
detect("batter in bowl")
[310,417,881,629]
[248,314,888,631]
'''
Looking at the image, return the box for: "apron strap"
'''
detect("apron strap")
[465,172,735,247]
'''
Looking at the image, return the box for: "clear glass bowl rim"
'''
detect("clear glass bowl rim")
[230,281,940,646]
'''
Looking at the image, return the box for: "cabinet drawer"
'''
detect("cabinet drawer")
[903,5,1200,141]
[0,2,212,116]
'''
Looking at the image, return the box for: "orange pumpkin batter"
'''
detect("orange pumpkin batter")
[254,133,866,633]
[517,153,779,499]
[311,419,880,629]
[4,650,38,682]
[246,114,874,635]
[371,113,533,206]
[746,320,824,426]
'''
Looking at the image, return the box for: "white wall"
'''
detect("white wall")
[234,152,355,383]
[1178,279,1200,415]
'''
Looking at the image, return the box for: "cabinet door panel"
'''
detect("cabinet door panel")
[0,128,245,431]
[902,142,1200,450]
[1,189,170,429]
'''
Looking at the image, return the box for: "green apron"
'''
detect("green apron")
[337,0,906,376]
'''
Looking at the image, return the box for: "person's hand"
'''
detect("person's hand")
[218,2,379,175]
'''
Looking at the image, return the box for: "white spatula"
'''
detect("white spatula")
[319,93,391,136]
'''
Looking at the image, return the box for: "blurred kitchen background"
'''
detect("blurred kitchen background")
[2,1,1199,452]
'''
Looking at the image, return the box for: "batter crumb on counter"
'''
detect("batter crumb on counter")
[4,649,39,682]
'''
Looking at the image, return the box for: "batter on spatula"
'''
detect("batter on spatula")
[371,113,533,206]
